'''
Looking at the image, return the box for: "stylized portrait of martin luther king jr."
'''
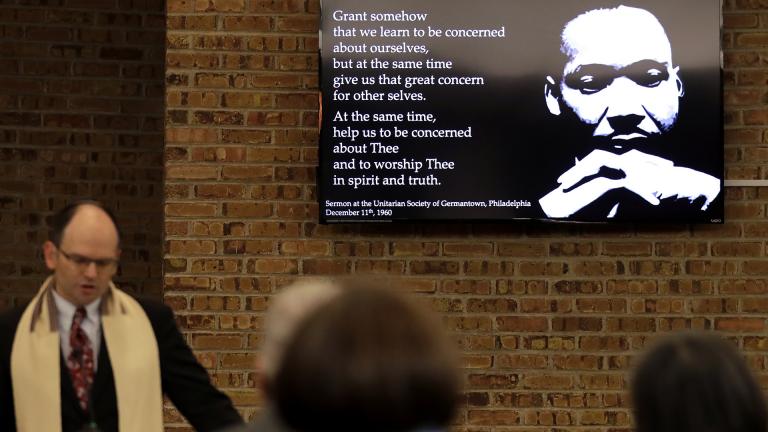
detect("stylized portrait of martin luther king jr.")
[538,5,721,219]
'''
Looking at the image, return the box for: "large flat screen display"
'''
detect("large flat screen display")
[319,0,723,223]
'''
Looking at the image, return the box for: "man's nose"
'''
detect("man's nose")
[604,77,647,117]
[83,262,98,278]
[607,114,644,132]
[593,78,659,136]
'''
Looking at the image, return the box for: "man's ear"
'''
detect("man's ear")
[672,66,684,97]
[544,76,561,116]
[43,241,57,271]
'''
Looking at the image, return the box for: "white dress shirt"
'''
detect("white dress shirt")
[51,289,102,371]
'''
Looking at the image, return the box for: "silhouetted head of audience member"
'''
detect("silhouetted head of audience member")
[259,278,342,394]
[271,282,460,432]
[632,332,768,432]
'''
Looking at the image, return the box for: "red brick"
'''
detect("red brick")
[743,298,768,313]
[549,242,597,256]
[466,373,519,390]
[737,32,768,49]
[522,375,573,390]
[720,279,768,294]
[191,295,241,311]
[743,260,768,275]
[410,260,459,275]
[441,279,492,295]
[519,261,565,276]
[248,222,300,237]
[496,280,547,295]
[274,16,317,33]
[167,53,219,69]
[632,298,685,314]
[249,0,304,13]
[222,202,272,218]
[166,166,219,180]
[520,298,572,313]
[221,130,272,145]
[196,0,246,12]
[497,317,548,332]
[223,240,274,255]
[222,16,271,31]
[391,241,439,256]
[250,185,302,200]
[467,299,518,313]
[498,242,546,257]
[190,259,243,273]
[444,317,493,332]
[26,26,72,41]
[166,0,195,14]
[246,258,298,274]
[716,318,765,332]
[190,222,224,237]
[576,298,626,314]
[606,318,655,332]
[552,355,603,370]
[191,334,244,350]
[744,337,768,351]
[333,241,386,257]
[168,240,216,255]
[602,242,652,256]
[628,260,678,276]
[278,240,329,256]
[221,166,273,180]
[553,280,602,294]
[165,203,217,217]
[660,280,714,295]
[443,242,493,257]
[195,184,245,199]
[725,13,760,28]
[552,317,603,332]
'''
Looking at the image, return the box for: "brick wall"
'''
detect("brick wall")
[0,0,165,306]
[165,1,768,431]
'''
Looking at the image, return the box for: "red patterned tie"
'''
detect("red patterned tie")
[66,307,95,412]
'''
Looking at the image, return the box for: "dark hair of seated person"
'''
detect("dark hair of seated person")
[632,332,768,432]
[270,282,460,432]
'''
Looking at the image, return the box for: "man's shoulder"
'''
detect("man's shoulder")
[132,296,175,324]
[0,304,30,353]
[0,303,29,332]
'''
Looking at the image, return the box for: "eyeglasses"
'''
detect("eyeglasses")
[58,249,119,272]
[564,60,671,95]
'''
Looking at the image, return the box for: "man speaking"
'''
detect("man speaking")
[538,5,721,219]
[0,201,243,431]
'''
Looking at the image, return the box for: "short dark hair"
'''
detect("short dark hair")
[632,332,768,432]
[272,282,460,432]
[49,200,121,248]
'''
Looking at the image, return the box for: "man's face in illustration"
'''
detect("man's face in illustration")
[545,6,684,145]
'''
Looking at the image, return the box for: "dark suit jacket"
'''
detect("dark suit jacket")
[0,298,243,432]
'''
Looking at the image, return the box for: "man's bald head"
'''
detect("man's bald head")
[51,200,121,248]
[560,6,673,73]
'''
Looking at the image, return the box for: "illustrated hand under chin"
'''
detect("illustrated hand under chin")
[539,149,721,218]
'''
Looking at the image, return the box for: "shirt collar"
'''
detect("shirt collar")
[51,287,102,327]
